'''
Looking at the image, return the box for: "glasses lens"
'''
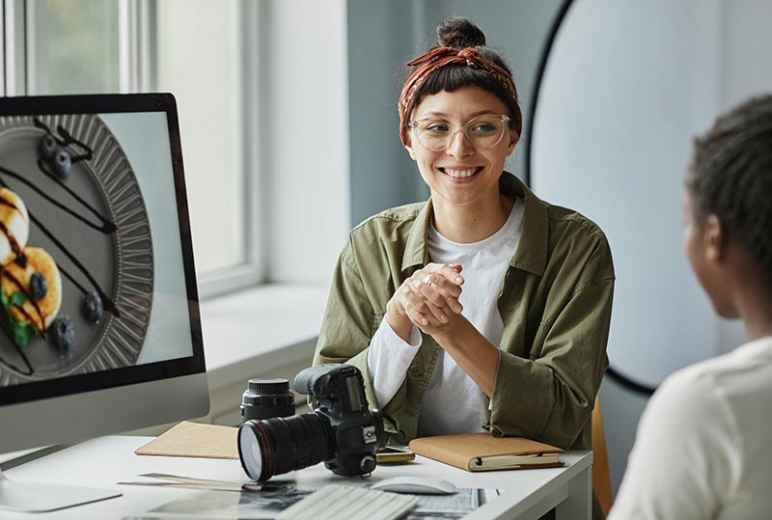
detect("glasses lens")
[413,120,451,151]
[466,116,506,148]
[413,115,507,151]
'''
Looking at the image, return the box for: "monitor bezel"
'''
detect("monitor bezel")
[0,93,205,407]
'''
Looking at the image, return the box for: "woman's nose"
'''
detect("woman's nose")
[447,130,474,157]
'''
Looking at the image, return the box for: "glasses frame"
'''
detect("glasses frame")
[407,113,512,152]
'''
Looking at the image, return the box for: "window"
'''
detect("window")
[1,0,260,298]
[25,0,120,95]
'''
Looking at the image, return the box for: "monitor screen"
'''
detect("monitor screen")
[0,94,207,452]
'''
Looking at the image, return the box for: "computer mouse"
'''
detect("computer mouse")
[370,476,458,495]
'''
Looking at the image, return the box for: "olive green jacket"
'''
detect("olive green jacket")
[314,173,614,450]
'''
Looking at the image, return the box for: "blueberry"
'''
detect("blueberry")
[49,316,75,353]
[53,147,72,179]
[39,134,57,160]
[30,272,47,301]
[82,291,104,323]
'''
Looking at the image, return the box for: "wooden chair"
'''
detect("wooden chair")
[592,397,613,516]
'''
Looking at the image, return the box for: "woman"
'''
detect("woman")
[315,18,614,451]
[610,96,772,518]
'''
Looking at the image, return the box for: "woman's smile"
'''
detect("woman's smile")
[437,165,485,182]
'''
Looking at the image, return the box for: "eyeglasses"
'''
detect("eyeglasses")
[407,114,511,152]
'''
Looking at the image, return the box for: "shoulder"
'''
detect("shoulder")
[349,202,426,254]
[636,358,741,455]
[536,200,614,284]
[610,360,744,518]
[645,363,725,423]
[350,202,425,241]
[339,202,425,273]
[546,203,609,254]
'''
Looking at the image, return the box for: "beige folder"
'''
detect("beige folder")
[409,432,563,472]
[135,421,239,459]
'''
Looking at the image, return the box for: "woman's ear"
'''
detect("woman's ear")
[704,214,725,263]
[405,142,416,161]
[506,132,519,156]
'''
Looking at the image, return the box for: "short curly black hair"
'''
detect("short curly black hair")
[686,94,772,287]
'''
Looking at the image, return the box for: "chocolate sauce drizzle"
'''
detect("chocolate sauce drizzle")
[0,266,46,329]
[0,117,128,376]
[0,165,114,233]
[0,174,120,318]
[33,118,93,164]
[0,117,122,315]
[0,196,45,324]
[0,196,26,264]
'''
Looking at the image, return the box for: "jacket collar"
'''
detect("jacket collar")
[401,173,549,276]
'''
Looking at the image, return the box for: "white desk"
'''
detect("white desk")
[3,436,592,519]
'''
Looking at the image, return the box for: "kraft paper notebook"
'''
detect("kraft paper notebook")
[409,432,563,472]
[135,421,239,459]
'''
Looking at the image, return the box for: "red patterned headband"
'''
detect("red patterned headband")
[398,46,521,146]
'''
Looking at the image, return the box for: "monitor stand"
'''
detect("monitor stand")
[0,469,121,512]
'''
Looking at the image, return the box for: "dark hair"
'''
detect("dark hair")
[410,18,522,136]
[687,94,772,284]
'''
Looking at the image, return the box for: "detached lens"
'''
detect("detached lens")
[241,378,295,422]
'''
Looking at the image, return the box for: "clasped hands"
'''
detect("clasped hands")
[385,263,466,341]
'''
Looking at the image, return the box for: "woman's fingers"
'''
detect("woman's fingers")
[426,263,464,286]
[403,284,447,326]
[412,271,463,314]
[395,263,465,330]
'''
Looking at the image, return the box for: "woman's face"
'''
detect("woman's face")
[405,86,517,208]
[683,190,737,318]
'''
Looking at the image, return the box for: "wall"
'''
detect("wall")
[262,0,350,284]
[531,0,769,491]
[347,0,562,225]
[347,0,427,226]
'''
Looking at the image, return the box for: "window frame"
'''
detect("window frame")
[0,0,264,300]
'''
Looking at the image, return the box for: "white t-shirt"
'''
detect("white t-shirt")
[609,335,772,520]
[366,199,524,436]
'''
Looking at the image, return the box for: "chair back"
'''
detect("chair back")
[592,397,613,515]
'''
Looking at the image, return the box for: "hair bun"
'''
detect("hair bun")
[436,18,486,48]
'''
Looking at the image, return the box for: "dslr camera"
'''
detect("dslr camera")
[238,364,386,482]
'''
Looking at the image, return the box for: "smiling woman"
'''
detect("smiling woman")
[315,18,614,512]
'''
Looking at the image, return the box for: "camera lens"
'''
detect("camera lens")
[238,425,265,481]
[241,378,295,422]
[238,414,334,482]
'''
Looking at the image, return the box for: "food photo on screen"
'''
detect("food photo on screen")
[0,113,155,386]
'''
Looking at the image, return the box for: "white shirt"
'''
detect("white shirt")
[609,336,772,520]
[367,199,524,436]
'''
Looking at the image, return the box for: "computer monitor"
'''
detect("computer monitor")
[0,93,209,511]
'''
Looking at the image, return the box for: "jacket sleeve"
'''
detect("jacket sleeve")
[312,241,381,412]
[489,237,614,449]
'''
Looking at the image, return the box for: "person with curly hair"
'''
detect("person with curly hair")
[610,95,772,518]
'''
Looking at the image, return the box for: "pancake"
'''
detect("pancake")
[1,246,62,332]
[0,188,30,265]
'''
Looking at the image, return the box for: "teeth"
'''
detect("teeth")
[443,168,478,178]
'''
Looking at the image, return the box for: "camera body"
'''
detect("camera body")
[293,364,384,476]
[237,364,385,482]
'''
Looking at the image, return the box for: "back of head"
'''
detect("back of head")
[398,18,522,145]
[687,94,772,288]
